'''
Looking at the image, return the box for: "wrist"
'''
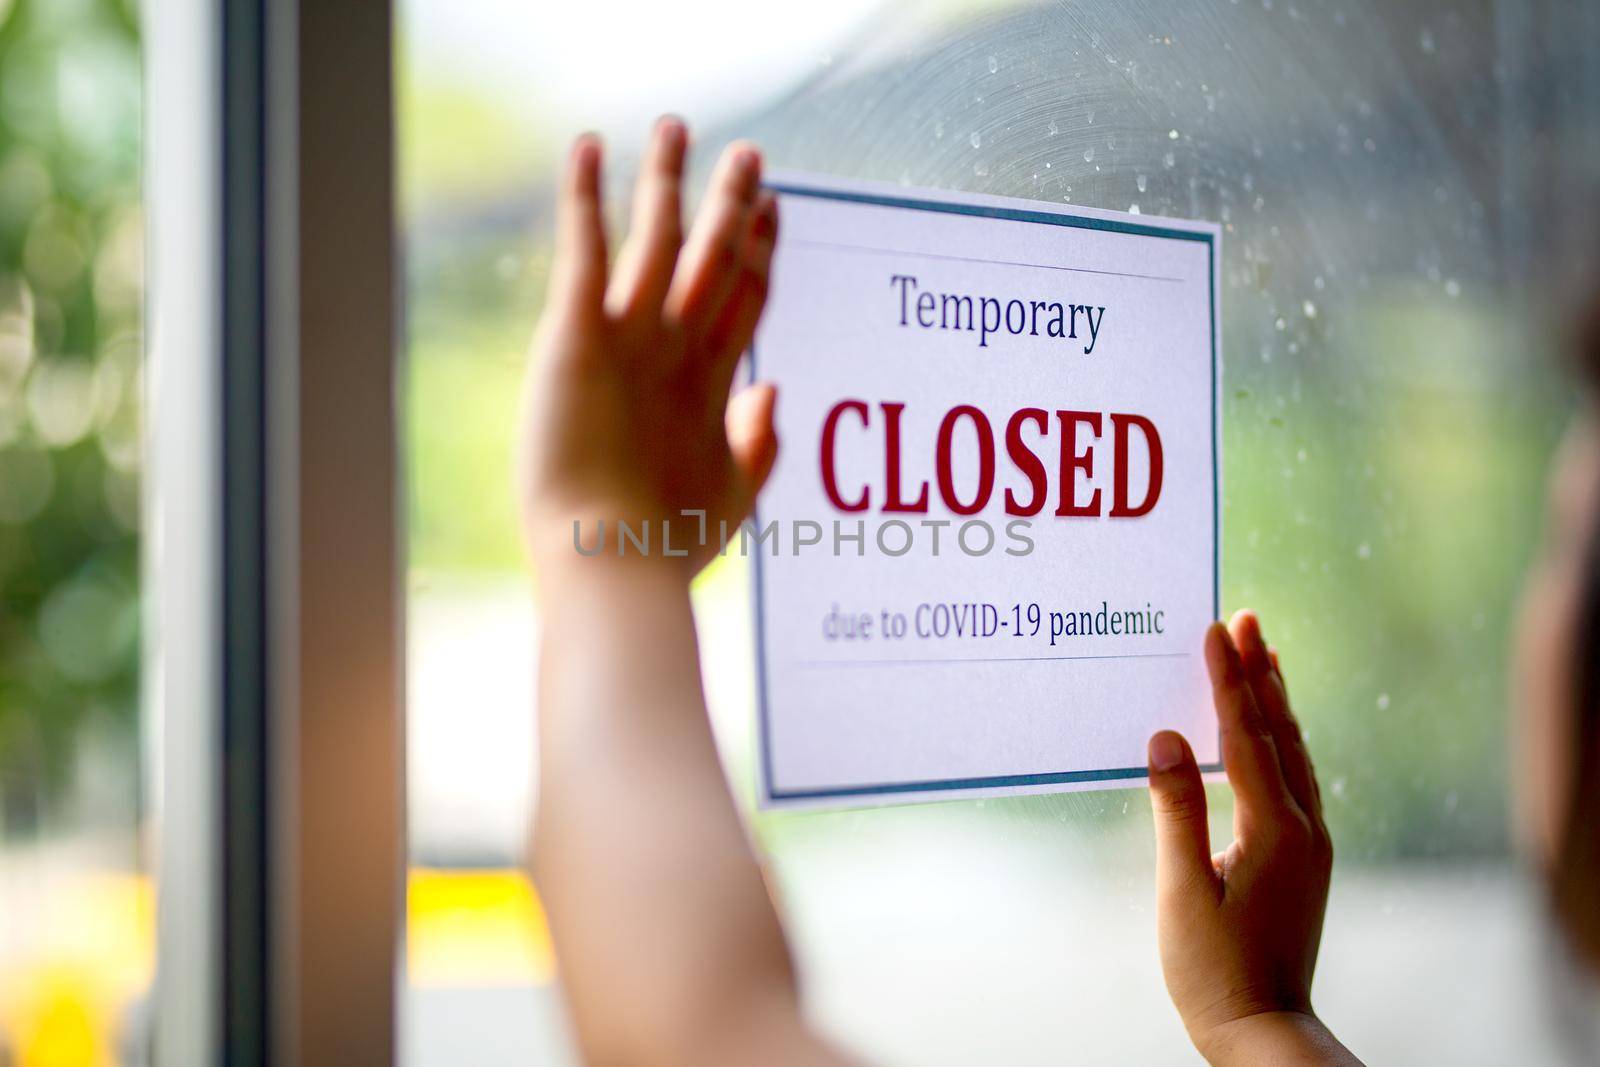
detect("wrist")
[524,500,732,584]
[533,541,695,602]
[1196,1010,1353,1066]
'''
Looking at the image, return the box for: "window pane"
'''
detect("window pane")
[400,1,1599,1063]
[0,0,149,1062]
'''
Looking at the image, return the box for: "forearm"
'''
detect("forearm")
[1198,1011,1363,1067]
[531,553,833,1067]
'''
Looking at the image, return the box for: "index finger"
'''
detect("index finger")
[1231,612,1321,820]
[664,141,762,344]
[1204,621,1298,839]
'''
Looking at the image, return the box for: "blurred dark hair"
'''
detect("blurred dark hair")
[1556,296,1600,971]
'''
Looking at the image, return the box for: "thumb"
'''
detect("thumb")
[727,381,779,504]
[1149,731,1218,902]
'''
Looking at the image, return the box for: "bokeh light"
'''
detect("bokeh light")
[0,0,145,1059]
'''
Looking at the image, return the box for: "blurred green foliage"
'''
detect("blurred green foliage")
[0,0,141,830]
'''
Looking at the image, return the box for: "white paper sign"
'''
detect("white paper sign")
[749,173,1220,808]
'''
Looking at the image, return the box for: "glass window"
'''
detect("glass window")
[399,1,1600,1062]
[0,0,148,1062]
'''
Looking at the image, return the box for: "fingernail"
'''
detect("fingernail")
[736,147,760,175]
[658,118,685,149]
[572,133,601,166]
[1149,731,1186,772]
[1202,620,1228,667]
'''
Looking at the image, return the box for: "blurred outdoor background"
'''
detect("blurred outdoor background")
[399,1,1596,1064]
[1,0,1598,1063]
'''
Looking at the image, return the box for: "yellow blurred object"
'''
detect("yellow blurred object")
[0,874,152,1067]
[407,867,556,987]
[15,972,106,1067]
[0,867,553,1062]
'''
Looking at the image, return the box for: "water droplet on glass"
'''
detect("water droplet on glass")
[1376,692,1390,710]
[1274,317,1286,331]
[1047,120,1059,136]
[1163,151,1176,169]
[1330,776,1347,800]
[1128,204,1141,214]
[1444,278,1461,298]
[1168,128,1180,140]
[1302,299,1317,319]
[987,54,999,74]
[1083,147,1095,162]
[1357,541,1371,560]
[1419,28,1435,54]
[1136,174,1148,192]
[969,131,982,149]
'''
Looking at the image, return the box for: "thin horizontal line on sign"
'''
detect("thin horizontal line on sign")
[794,651,1193,668]
[783,237,1189,283]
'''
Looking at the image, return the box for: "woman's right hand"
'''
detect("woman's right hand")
[1147,612,1362,1065]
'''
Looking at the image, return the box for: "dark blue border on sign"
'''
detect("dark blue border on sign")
[751,182,1223,805]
